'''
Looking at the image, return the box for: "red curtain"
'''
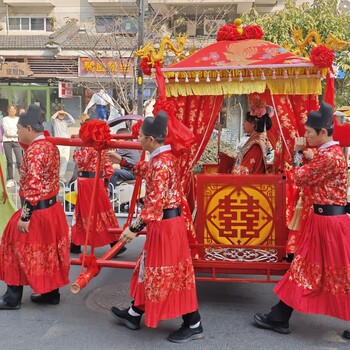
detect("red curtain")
[168,95,224,190]
[248,91,318,164]
[165,95,224,256]
[248,91,319,254]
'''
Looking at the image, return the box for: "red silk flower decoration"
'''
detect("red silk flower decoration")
[310,45,335,68]
[217,24,242,42]
[250,98,267,118]
[140,56,152,75]
[216,23,264,42]
[153,99,176,120]
[79,119,111,150]
[131,119,143,139]
[243,25,264,40]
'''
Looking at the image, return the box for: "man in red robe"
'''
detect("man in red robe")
[0,105,70,309]
[108,111,203,343]
[253,102,350,338]
[70,114,120,254]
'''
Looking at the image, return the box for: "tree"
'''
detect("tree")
[77,7,176,115]
[75,3,239,115]
[241,0,350,107]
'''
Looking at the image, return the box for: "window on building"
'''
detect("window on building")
[95,15,116,33]
[95,16,137,34]
[8,17,52,32]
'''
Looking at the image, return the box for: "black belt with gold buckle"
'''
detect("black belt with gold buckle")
[313,204,347,216]
[36,196,57,210]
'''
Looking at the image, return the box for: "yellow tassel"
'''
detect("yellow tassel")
[288,189,303,231]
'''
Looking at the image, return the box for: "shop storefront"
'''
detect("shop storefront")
[0,83,59,120]
[0,57,80,121]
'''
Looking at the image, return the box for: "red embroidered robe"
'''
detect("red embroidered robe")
[72,147,119,247]
[130,149,198,328]
[0,137,70,293]
[275,143,350,320]
[232,132,267,174]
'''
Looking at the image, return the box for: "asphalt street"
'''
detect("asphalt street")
[1,234,350,350]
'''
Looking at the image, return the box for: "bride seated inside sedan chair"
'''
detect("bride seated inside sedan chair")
[218,101,274,175]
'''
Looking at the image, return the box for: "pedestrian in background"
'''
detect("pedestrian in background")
[84,89,114,121]
[0,105,70,310]
[2,105,22,187]
[109,128,140,187]
[51,109,75,183]
[253,102,350,338]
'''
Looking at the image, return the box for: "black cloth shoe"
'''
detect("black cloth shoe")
[0,298,20,310]
[167,323,204,343]
[30,292,60,305]
[343,330,350,339]
[253,313,290,334]
[70,243,82,254]
[110,306,141,330]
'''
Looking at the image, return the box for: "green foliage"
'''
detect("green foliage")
[241,0,350,107]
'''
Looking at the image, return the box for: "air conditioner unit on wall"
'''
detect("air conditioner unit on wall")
[203,19,225,36]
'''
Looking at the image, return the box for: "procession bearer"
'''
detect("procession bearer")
[254,102,350,338]
[108,111,204,343]
[0,105,70,309]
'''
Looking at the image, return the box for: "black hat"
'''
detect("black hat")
[305,102,334,130]
[141,111,168,138]
[18,105,44,131]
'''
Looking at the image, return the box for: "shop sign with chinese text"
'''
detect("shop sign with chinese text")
[79,57,134,78]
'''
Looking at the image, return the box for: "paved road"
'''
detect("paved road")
[1,235,350,350]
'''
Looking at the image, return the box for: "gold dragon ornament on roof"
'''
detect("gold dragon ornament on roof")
[290,28,349,57]
[135,34,188,66]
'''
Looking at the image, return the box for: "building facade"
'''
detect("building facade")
[0,0,312,119]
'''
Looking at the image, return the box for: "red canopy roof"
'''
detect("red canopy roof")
[160,38,323,96]
[163,39,314,73]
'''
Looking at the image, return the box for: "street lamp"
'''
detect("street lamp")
[136,0,145,115]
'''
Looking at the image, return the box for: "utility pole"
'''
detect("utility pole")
[137,0,145,115]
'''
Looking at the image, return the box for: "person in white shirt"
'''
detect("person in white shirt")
[84,89,114,121]
[2,105,22,187]
[143,98,156,117]
[51,109,75,183]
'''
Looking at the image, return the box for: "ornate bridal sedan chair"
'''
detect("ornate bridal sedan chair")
[67,19,345,291]
[132,19,339,283]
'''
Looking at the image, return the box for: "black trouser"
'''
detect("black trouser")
[2,286,60,306]
[3,285,23,306]
[268,300,294,323]
[182,309,201,326]
[109,169,136,187]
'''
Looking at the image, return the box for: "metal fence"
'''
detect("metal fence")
[7,180,145,219]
